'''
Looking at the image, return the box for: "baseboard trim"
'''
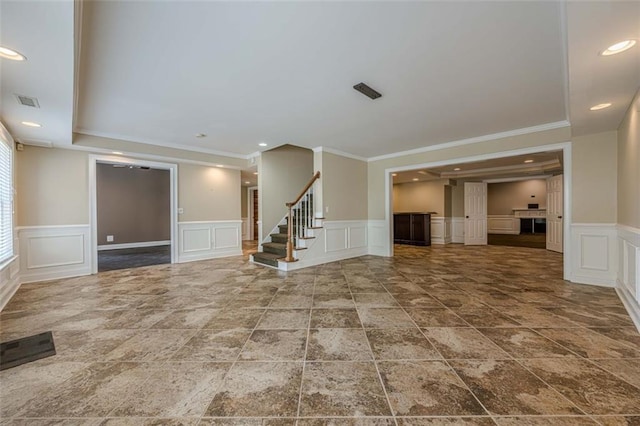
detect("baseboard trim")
[178,248,242,264]
[616,285,640,332]
[570,274,617,288]
[98,240,171,251]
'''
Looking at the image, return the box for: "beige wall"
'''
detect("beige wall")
[488,179,547,215]
[572,131,617,223]
[260,145,313,240]
[97,164,170,245]
[368,126,571,219]
[241,187,248,218]
[16,146,89,226]
[321,152,368,220]
[178,163,240,222]
[393,179,448,216]
[451,183,464,217]
[617,91,640,229]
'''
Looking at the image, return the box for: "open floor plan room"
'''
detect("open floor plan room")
[1,245,639,425]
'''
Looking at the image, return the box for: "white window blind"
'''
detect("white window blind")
[0,137,13,264]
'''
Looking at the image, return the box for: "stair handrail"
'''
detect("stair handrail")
[285,171,321,262]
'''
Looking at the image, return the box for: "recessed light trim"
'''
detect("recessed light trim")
[391,173,398,177]
[0,46,26,61]
[524,159,534,163]
[590,103,612,111]
[216,164,224,168]
[112,151,123,155]
[453,167,461,171]
[412,178,419,181]
[601,40,636,56]
[21,121,41,128]
[245,181,250,184]
[253,172,258,175]
[258,142,268,147]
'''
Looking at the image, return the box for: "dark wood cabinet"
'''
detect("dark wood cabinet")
[394,213,431,246]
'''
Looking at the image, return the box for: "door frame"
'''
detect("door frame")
[384,141,572,280]
[248,186,258,241]
[89,154,179,274]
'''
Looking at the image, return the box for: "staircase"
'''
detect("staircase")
[251,172,322,270]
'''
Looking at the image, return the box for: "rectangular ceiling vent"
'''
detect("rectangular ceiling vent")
[353,82,382,100]
[14,94,40,108]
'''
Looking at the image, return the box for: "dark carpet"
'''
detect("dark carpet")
[98,245,171,272]
[488,233,547,249]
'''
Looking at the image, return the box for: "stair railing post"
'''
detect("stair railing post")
[285,204,295,262]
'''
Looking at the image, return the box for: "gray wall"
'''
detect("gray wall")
[321,151,368,220]
[487,179,547,215]
[97,163,170,245]
[260,145,314,240]
[393,179,450,216]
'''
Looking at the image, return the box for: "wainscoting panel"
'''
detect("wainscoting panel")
[617,225,640,330]
[281,220,370,271]
[178,221,242,263]
[368,220,388,256]
[452,217,465,244]
[488,215,521,235]
[430,217,452,244]
[241,218,248,240]
[0,254,20,311]
[17,225,92,284]
[570,223,617,287]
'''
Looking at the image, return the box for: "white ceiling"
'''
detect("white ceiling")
[1,1,638,159]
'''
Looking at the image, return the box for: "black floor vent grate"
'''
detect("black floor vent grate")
[0,331,56,371]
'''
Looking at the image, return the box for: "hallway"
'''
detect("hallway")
[1,245,639,424]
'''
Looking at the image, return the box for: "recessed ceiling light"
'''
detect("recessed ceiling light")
[216,164,224,168]
[195,133,206,138]
[258,142,268,147]
[392,173,397,177]
[453,167,461,171]
[412,178,419,181]
[245,181,250,184]
[0,46,26,61]
[21,121,41,128]
[524,159,534,163]
[253,172,258,175]
[601,40,636,56]
[112,151,123,155]
[590,103,612,111]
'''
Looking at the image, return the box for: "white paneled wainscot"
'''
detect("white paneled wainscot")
[570,223,617,287]
[430,217,452,244]
[617,225,640,329]
[0,255,20,310]
[17,225,92,284]
[178,221,242,263]
[451,217,465,244]
[487,215,521,235]
[368,220,389,256]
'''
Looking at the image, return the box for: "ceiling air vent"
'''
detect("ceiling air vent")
[353,82,382,100]
[15,94,40,108]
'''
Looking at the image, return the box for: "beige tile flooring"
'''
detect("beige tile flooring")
[1,244,639,425]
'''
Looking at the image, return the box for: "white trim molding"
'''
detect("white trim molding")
[97,240,171,251]
[17,225,92,284]
[0,255,20,311]
[617,224,640,331]
[569,223,617,287]
[368,220,388,256]
[430,217,452,244]
[279,220,370,271]
[451,217,465,244]
[488,215,521,235]
[178,221,242,263]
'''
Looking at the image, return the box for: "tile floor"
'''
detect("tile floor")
[1,244,639,425]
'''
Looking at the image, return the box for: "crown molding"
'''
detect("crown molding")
[312,146,367,162]
[367,120,571,162]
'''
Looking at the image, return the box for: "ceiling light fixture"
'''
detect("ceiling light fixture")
[524,159,534,163]
[253,172,258,175]
[245,181,250,184]
[258,142,268,147]
[353,82,382,100]
[601,40,636,56]
[453,168,461,171]
[21,121,41,128]
[392,173,398,177]
[112,151,123,155]
[412,178,419,181]
[195,133,206,138]
[0,46,26,61]
[590,103,612,111]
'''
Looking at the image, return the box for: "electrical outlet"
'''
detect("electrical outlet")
[325,206,329,213]
[106,235,114,242]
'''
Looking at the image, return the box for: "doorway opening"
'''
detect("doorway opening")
[89,155,178,274]
[386,143,571,280]
[241,168,259,256]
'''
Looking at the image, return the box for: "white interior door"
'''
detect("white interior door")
[546,174,563,253]
[464,182,487,245]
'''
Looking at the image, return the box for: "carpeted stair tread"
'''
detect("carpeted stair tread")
[262,242,287,255]
[252,252,282,267]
